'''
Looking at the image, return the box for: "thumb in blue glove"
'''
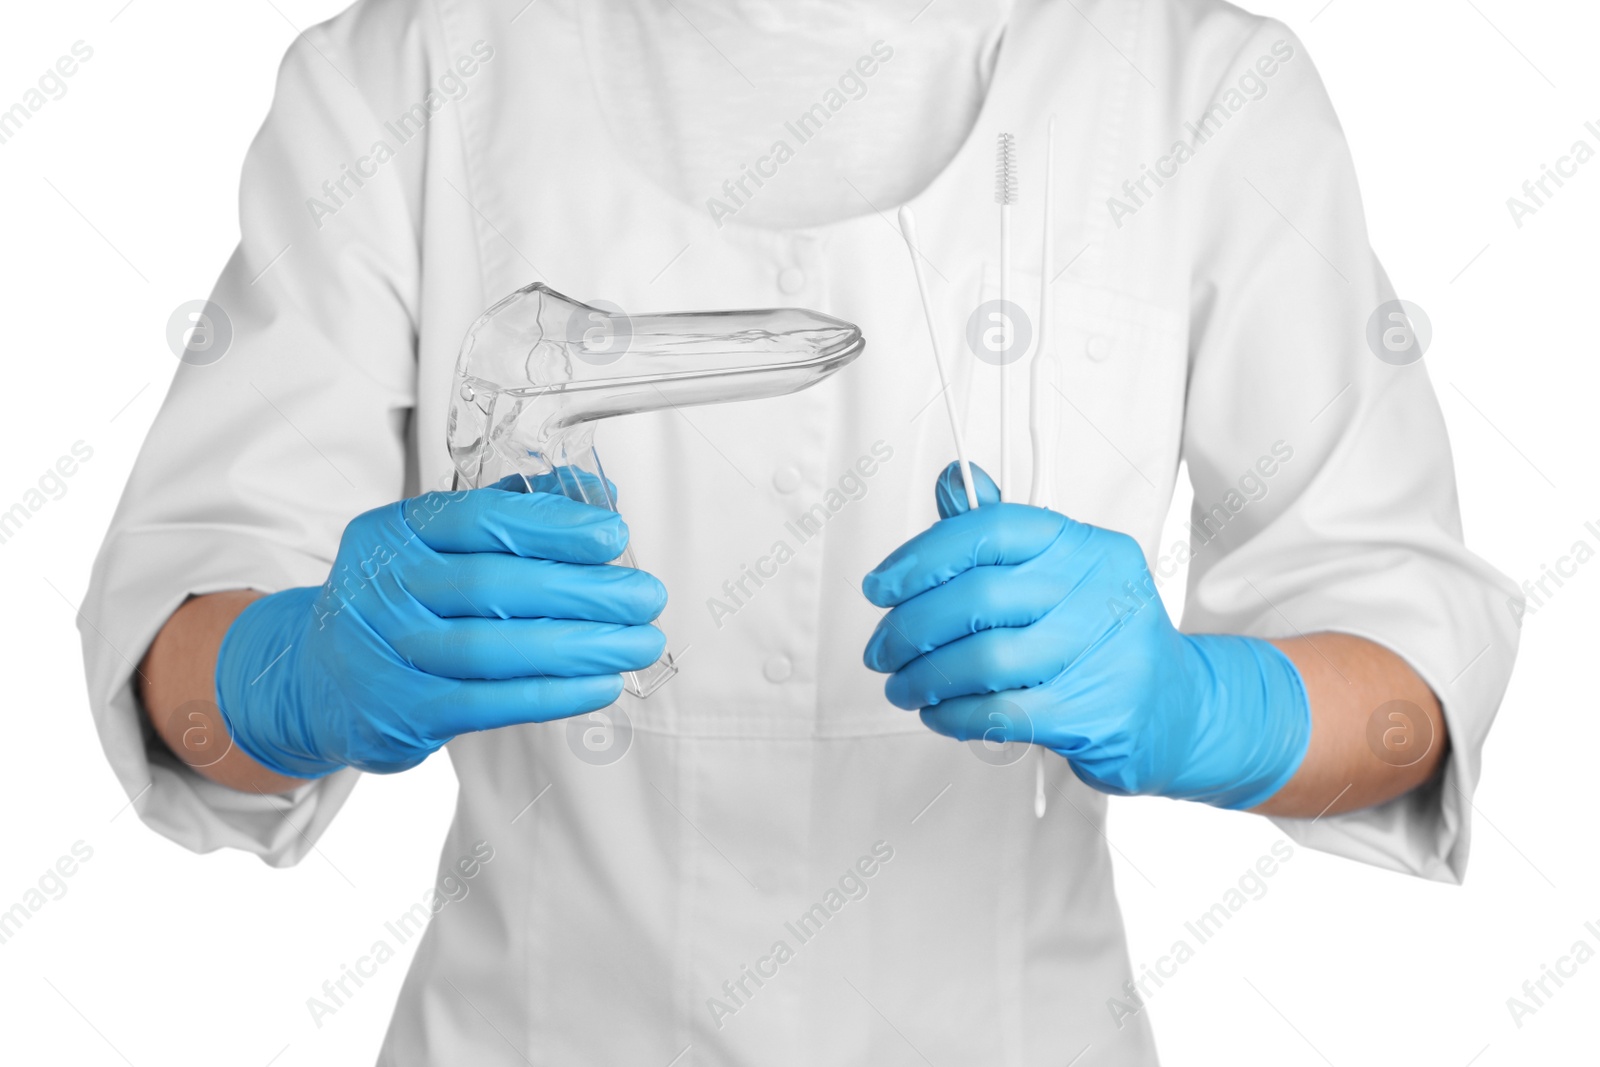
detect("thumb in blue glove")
[862,462,1311,809]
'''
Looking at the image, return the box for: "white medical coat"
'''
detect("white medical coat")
[80,0,1520,1063]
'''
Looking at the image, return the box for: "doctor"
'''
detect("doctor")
[84,0,1518,1063]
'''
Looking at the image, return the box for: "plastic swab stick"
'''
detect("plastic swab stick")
[1029,116,1056,508]
[898,205,979,512]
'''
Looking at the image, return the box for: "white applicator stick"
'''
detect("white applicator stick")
[996,132,1018,500]
[898,204,979,512]
[1029,116,1056,509]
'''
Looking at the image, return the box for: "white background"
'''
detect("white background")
[1,1,1595,1064]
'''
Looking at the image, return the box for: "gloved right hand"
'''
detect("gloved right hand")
[214,479,668,778]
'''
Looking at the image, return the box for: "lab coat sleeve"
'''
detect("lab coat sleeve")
[1173,22,1520,882]
[78,5,431,866]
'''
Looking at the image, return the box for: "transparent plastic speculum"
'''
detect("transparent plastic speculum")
[447,283,865,697]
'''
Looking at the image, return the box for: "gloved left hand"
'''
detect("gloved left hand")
[862,463,1311,809]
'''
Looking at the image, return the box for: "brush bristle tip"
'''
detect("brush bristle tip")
[994,132,1019,204]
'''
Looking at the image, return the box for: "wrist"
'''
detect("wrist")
[215,585,342,780]
[1173,634,1313,810]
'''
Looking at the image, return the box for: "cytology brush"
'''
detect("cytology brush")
[996,131,1018,500]
[898,204,980,512]
[1029,115,1056,510]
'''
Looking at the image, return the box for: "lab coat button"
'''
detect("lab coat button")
[772,464,802,493]
[1086,334,1114,362]
[763,655,793,683]
[777,267,806,294]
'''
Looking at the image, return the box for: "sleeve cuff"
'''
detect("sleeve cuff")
[79,524,360,867]
[1266,620,1512,885]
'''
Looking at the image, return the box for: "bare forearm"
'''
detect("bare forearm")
[138,590,311,795]
[1254,633,1446,818]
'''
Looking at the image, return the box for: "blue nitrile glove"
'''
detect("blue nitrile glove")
[862,463,1311,809]
[215,474,667,778]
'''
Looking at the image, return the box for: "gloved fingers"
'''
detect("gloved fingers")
[883,629,1038,709]
[934,460,1002,518]
[918,684,1111,762]
[915,690,1110,786]
[863,502,1089,609]
[425,673,627,736]
[917,689,1044,746]
[881,600,1107,709]
[388,617,666,680]
[864,565,1065,674]
[399,488,629,563]
[407,554,667,624]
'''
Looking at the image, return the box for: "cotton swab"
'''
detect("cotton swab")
[1035,750,1046,818]
[898,204,979,512]
[1033,119,1056,821]
[1029,116,1056,509]
[996,132,1018,500]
